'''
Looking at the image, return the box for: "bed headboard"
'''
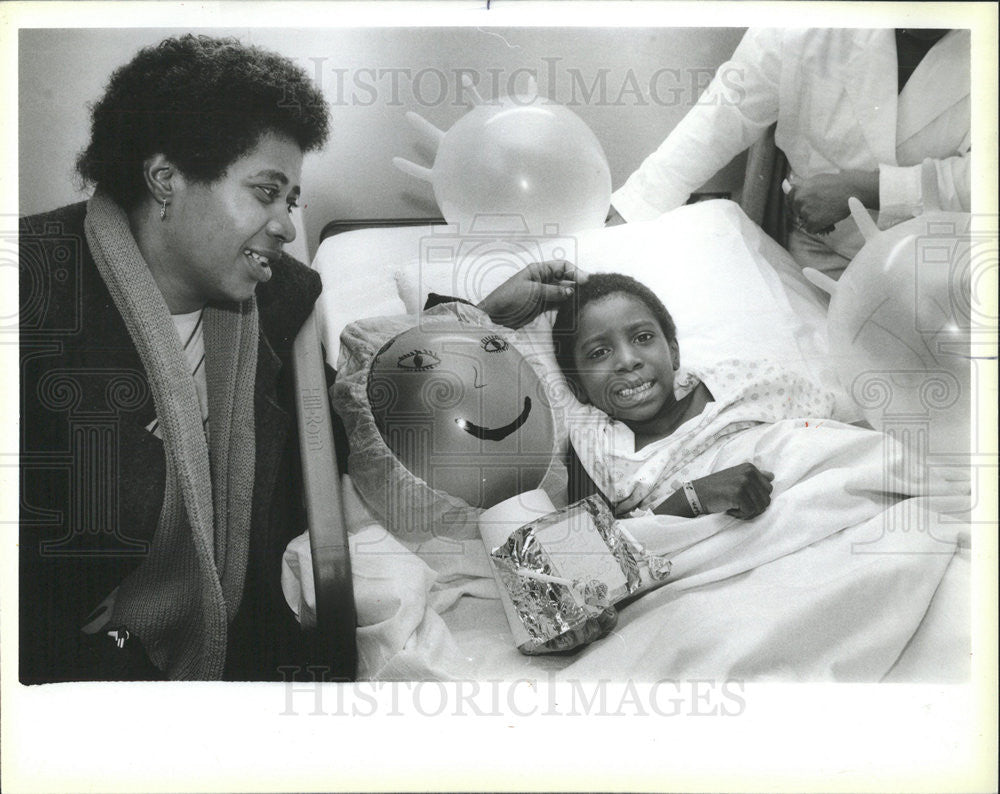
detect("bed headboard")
[320,216,445,243]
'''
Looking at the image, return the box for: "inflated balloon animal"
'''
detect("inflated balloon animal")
[394,76,611,236]
[804,198,975,459]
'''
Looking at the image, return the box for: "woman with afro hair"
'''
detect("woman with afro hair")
[18,35,344,682]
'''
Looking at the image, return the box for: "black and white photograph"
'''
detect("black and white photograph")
[2,2,997,792]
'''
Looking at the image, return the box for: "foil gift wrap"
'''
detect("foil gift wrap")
[488,495,672,655]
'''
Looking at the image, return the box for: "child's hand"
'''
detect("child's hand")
[693,462,774,520]
[477,260,588,329]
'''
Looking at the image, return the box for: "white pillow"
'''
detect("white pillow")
[314,201,855,420]
[393,228,578,314]
[392,201,855,419]
[313,225,434,366]
[312,222,572,366]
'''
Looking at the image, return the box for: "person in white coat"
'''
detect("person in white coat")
[610,28,971,277]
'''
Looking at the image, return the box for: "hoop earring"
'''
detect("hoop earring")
[159,199,168,221]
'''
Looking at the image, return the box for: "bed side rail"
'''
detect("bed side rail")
[292,308,358,681]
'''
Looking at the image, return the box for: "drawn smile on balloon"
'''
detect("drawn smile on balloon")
[455,397,532,441]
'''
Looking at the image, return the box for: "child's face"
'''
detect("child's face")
[572,293,680,424]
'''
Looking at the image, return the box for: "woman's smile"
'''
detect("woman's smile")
[242,248,276,283]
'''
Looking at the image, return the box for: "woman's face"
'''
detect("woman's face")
[163,131,304,312]
[572,292,680,424]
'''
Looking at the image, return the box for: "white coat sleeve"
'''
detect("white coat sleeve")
[611,28,783,222]
[878,152,971,222]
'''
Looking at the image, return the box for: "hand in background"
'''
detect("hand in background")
[693,462,775,520]
[785,170,879,234]
[477,260,589,329]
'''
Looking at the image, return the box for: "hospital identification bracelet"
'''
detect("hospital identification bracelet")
[682,481,704,517]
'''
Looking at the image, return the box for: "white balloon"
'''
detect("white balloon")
[804,202,974,459]
[396,93,611,237]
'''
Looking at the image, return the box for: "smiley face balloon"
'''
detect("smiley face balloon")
[368,321,556,509]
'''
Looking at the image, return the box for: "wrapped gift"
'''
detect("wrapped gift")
[479,490,672,655]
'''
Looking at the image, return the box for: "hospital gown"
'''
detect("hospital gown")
[568,358,836,514]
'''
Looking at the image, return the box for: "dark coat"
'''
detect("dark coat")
[19,201,344,682]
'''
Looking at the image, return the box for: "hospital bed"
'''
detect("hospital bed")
[288,131,971,683]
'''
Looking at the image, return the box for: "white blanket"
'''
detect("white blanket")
[284,420,970,682]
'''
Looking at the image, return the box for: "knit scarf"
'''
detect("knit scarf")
[85,191,258,680]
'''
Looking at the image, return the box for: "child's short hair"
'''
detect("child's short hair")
[552,272,677,389]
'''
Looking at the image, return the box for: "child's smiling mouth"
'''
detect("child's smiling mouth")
[615,380,654,400]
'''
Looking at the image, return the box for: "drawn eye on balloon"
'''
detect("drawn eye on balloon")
[481,335,509,354]
[397,349,442,371]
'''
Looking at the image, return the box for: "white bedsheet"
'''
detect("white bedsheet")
[284,419,970,682]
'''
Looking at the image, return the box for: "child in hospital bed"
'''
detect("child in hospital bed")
[550,272,838,519]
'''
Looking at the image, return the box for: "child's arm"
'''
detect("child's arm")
[653,462,775,520]
[477,260,587,329]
